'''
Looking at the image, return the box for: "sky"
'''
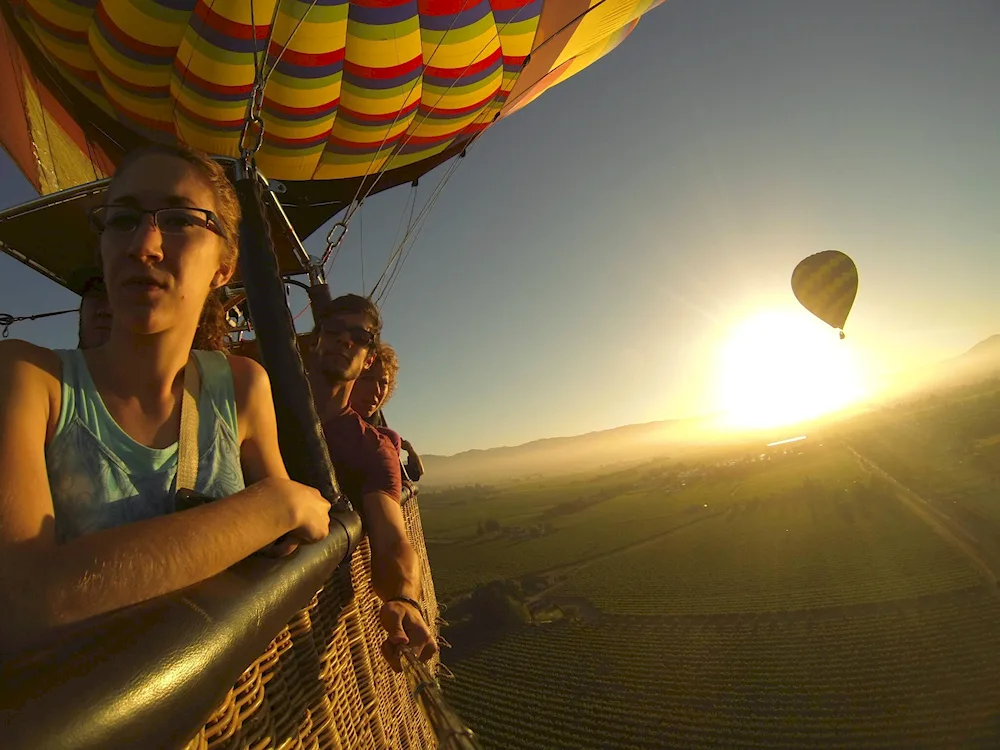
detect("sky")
[1,0,998,455]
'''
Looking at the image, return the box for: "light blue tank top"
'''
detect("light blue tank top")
[46,349,246,542]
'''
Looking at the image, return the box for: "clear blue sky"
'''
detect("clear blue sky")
[1,0,998,455]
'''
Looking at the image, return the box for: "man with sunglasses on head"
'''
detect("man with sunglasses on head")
[308,293,437,673]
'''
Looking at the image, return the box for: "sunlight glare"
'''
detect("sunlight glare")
[716,310,869,431]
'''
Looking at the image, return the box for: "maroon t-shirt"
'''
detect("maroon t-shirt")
[322,408,402,505]
[376,426,402,453]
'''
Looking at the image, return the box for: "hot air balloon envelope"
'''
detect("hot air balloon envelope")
[791,250,858,335]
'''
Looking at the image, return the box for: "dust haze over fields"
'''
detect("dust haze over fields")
[420,335,1000,489]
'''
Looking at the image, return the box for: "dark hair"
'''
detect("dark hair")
[107,143,241,353]
[316,294,383,344]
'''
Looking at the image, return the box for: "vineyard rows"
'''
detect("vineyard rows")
[447,589,1000,749]
[426,446,871,597]
[561,489,981,615]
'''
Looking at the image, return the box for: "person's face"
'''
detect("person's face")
[78,286,113,349]
[349,357,389,417]
[98,154,234,337]
[315,312,377,385]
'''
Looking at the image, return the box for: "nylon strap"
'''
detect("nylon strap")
[176,354,201,493]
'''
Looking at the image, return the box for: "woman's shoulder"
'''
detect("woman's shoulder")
[0,339,63,383]
[223,353,270,399]
[0,340,64,438]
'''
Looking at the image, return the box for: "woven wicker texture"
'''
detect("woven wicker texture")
[182,494,440,750]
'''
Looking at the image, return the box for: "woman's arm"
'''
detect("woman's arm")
[0,342,328,654]
[229,354,291,484]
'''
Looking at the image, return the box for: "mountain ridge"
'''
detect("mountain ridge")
[418,334,1000,488]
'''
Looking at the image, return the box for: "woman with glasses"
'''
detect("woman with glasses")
[0,144,331,654]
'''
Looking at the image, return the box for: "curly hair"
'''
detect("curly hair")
[107,143,242,352]
[375,342,399,405]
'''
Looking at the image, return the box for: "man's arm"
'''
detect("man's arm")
[363,491,438,671]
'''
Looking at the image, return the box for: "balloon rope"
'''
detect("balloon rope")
[369,183,419,299]
[0,308,77,338]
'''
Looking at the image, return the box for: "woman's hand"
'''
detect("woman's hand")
[259,478,331,557]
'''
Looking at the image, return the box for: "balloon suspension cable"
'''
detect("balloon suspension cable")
[0,308,76,338]
[367,0,576,309]
[400,646,483,750]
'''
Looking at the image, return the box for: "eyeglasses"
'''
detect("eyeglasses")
[320,319,376,348]
[90,206,228,240]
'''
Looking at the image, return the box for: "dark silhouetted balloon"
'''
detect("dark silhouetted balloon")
[791,251,858,339]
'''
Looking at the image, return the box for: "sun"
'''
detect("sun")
[715,309,870,431]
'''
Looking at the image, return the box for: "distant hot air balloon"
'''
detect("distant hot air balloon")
[791,250,858,339]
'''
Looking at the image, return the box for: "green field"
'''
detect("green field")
[562,486,981,615]
[426,406,1000,749]
[447,589,1000,749]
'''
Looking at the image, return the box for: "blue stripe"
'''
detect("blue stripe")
[420,0,492,32]
[348,1,418,27]
[493,0,542,26]
[270,57,345,80]
[343,66,422,91]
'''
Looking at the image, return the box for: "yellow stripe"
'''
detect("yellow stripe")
[554,0,642,69]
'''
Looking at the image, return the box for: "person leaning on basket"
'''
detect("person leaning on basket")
[308,295,439,672]
[348,341,425,484]
[0,143,332,655]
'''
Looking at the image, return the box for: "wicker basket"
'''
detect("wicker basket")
[182,494,440,750]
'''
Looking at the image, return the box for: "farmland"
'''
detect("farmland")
[446,589,1000,749]
[424,389,1000,748]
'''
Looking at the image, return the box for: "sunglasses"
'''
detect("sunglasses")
[320,319,376,348]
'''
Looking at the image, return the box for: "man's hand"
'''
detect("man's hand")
[379,598,438,673]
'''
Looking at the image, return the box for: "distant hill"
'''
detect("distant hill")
[904,334,1000,394]
[419,417,715,488]
[419,334,1000,489]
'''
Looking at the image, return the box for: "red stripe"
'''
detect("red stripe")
[173,59,254,96]
[264,44,346,68]
[96,4,174,59]
[344,55,422,81]
[417,0,473,16]
[401,127,471,147]
[174,99,243,130]
[328,131,404,150]
[489,0,536,10]
[424,46,500,78]
[25,4,88,44]
[502,54,528,67]
[350,0,413,9]
[96,59,169,96]
[63,61,101,85]
[263,129,332,147]
[264,95,341,117]
[193,2,269,41]
[421,90,496,117]
[121,106,175,134]
[339,99,419,124]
